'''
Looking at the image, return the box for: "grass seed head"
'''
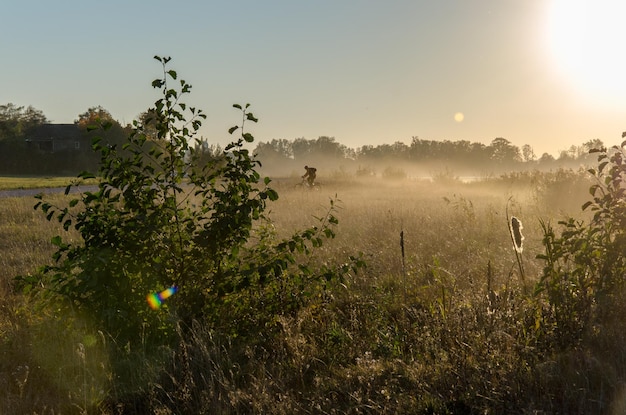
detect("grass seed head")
[510,216,524,253]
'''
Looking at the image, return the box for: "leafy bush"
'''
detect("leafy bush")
[20,56,364,401]
[535,141,626,349]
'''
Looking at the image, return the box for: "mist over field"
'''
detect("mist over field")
[1,53,626,413]
[0,99,618,413]
[0,166,607,413]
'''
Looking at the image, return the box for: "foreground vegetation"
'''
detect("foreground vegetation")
[2,57,626,414]
[3,165,625,414]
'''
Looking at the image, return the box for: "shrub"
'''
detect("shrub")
[535,141,626,350]
[382,166,407,180]
[19,56,364,403]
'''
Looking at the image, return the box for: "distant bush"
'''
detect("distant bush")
[356,164,376,177]
[431,167,462,185]
[382,166,407,180]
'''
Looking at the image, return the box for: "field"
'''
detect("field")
[0,176,98,191]
[3,170,624,414]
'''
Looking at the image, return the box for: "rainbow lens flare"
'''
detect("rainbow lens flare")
[147,286,178,310]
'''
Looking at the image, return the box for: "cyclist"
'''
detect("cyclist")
[302,165,317,187]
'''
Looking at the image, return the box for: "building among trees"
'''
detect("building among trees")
[25,124,84,153]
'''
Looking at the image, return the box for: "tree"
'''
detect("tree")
[292,137,312,160]
[0,103,48,139]
[581,139,604,153]
[135,108,161,141]
[76,106,127,153]
[75,106,116,128]
[489,137,520,164]
[578,139,605,164]
[538,152,555,164]
[521,144,536,162]
[311,136,348,159]
[0,104,48,174]
[254,138,294,160]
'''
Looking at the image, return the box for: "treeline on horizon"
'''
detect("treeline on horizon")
[0,102,607,176]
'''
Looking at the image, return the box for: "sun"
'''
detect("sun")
[545,0,626,104]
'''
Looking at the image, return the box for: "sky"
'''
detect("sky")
[2,0,625,157]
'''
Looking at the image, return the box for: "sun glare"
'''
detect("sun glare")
[546,0,626,104]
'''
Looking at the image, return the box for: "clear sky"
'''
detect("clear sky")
[2,0,625,157]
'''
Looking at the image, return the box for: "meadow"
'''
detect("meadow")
[4,168,623,414]
[0,176,98,191]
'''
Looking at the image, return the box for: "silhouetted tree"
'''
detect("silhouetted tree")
[255,138,293,160]
[311,136,347,159]
[522,144,536,162]
[135,108,161,141]
[538,152,555,164]
[489,137,520,164]
[0,103,48,174]
[292,137,312,160]
[0,103,48,139]
[76,106,127,152]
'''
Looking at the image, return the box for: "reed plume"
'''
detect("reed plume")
[510,216,524,253]
[506,198,526,289]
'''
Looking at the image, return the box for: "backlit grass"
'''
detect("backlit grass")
[1,171,611,414]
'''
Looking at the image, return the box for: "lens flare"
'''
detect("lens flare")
[147,286,178,310]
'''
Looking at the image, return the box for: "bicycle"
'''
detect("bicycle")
[295,178,322,191]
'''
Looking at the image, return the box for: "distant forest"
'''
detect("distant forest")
[0,103,608,177]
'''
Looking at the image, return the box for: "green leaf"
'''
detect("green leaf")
[243,133,254,142]
[233,104,242,109]
[167,70,177,79]
[78,171,96,180]
[267,189,279,201]
[228,126,239,134]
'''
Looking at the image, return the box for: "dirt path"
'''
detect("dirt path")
[0,185,98,199]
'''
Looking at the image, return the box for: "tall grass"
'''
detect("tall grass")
[2,171,615,414]
[0,195,80,296]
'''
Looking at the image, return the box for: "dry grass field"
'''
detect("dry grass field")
[1,171,612,414]
[0,176,98,191]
